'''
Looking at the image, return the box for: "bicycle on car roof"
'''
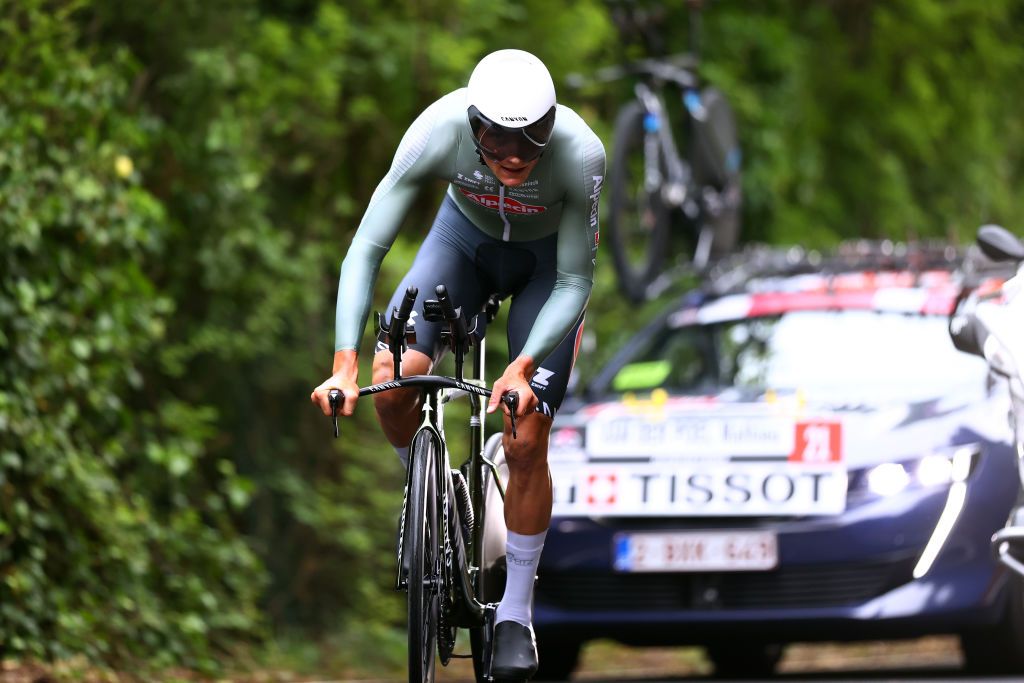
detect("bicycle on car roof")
[570,0,743,302]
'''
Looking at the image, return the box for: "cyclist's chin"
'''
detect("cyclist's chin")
[486,158,538,186]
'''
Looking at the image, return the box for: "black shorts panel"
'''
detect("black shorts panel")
[381,195,582,414]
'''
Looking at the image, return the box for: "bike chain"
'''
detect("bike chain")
[438,598,457,665]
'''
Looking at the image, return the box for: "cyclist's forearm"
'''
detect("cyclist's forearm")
[504,353,537,381]
[332,349,359,377]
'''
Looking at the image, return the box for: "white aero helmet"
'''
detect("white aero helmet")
[466,49,557,162]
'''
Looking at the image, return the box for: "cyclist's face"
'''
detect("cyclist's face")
[468,105,554,186]
[481,154,540,187]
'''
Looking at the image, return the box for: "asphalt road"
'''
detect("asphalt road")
[428,636,1022,683]
[576,675,1020,683]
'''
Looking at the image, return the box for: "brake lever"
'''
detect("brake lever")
[328,389,341,439]
[502,391,519,440]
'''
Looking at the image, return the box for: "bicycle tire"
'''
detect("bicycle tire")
[687,86,742,259]
[608,99,672,302]
[407,430,441,683]
[470,434,508,683]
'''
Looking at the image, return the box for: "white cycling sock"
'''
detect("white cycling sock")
[495,530,547,627]
[394,446,409,468]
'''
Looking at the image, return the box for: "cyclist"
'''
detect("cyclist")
[310,49,605,680]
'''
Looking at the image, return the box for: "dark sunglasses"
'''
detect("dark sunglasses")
[468,105,556,163]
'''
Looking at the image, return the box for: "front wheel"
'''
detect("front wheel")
[608,99,672,303]
[407,431,441,682]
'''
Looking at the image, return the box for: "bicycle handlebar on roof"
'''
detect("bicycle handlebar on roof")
[566,54,698,90]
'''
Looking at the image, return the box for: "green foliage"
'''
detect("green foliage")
[698,0,1024,245]
[0,0,264,670]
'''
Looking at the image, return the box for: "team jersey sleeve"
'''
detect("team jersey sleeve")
[334,97,452,352]
[519,132,606,362]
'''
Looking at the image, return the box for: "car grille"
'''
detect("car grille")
[536,556,917,611]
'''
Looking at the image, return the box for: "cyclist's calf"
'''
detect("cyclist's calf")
[371,347,432,447]
[502,410,554,534]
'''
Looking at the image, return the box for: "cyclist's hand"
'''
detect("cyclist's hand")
[310,351,359,417]
[487,356,537,417]
[310,374,358,417]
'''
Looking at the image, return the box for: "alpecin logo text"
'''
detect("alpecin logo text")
[459,188,546,215]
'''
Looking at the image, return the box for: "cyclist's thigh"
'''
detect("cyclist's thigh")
[380,196,489,362]
[506,273,585,418]
[372,347,432,382]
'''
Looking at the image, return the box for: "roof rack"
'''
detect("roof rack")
[704,239,965,297]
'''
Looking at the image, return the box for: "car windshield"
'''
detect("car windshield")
[609,310,988,403]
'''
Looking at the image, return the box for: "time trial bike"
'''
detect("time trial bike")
[327,285,518,683]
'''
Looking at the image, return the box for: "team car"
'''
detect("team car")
[532,243,1021,679]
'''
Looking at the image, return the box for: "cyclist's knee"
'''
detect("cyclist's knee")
[371,350,396,383]
[503,413,552,470]
[371,349,431,414]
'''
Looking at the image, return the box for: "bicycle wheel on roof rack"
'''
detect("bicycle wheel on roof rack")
[608,99,671,303]
[687,86,742,262]
[407,430,441,683]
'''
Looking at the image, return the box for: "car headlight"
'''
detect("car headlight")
[860,444,979,497]
[915,454,955,487]
[866,462,912,496]
[912,444,983,579]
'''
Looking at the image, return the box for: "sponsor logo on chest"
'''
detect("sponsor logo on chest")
[459,188,547,215]
[455,172,482,187]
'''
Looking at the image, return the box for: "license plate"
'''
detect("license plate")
[614,530,778,572]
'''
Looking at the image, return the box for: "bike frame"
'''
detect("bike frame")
[635,81,689,203]
[330,287,509,679]
[638,81,719,273]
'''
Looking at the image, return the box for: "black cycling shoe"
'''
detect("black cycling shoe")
[491,620,539,681]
